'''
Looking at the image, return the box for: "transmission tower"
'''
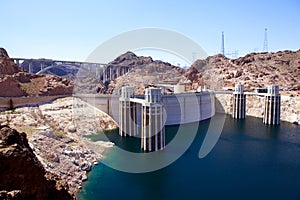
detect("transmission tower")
[221,31,225,55]
[263,28,268,52]
[192,52,196,62]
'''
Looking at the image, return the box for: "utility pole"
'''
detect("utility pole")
[221,31,225,55]
[263,28,268,52]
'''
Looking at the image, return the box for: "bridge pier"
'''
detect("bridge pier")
[29,62,33,73]
[263,85,280,125]
[116,67,120,78]
[232,84,246,119]
[15,59,20,66]
[40,62,44,71]
[95,64,99,78]
[103,68,107,83]
[109,67,113,81]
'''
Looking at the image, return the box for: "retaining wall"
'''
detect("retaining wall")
[0,95,70,111]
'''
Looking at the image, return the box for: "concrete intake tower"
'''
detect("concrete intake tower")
[119,87,165,152]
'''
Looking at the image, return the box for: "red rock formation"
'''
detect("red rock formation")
[109,51,153,67]
[0,48,73,97]
[0,125,74,200]
[105,51,184,94]
[0,76,26,96]
[0,48,21,76]
[185,49,300,91]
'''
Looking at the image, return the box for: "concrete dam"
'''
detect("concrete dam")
[76,90,215,127]
[77,88,215,152]
[77,84,281,151]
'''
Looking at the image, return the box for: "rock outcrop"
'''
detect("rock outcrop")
[74,51,156,95]
[0,125,74,200]
[185,50,300,91]
[108,51,153,67]
[0,48,20,76]
[0,76,26,97]
[0,48,73,97]
[105,51,184,94]
[80,50,300,95]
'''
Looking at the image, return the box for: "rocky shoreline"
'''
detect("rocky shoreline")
[0,97,117,195]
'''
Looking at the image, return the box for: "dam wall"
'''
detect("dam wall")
[3,92,297,125]
[162,92,214,125]
[77,92,215,126]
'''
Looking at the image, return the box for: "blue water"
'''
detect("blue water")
[78,115,300,200]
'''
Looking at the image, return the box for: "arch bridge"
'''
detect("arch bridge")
[10,57,132,82]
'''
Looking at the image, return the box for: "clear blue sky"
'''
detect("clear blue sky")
[1,0,299,64]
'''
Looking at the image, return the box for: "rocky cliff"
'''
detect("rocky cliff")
[0,125,74,200]
[98,50,300,95]
[185,50,300,91]
[0,48,73,97]
[0,48,20,76]
[105,51,184,94]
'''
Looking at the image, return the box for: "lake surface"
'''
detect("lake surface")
[78,114,300,200]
